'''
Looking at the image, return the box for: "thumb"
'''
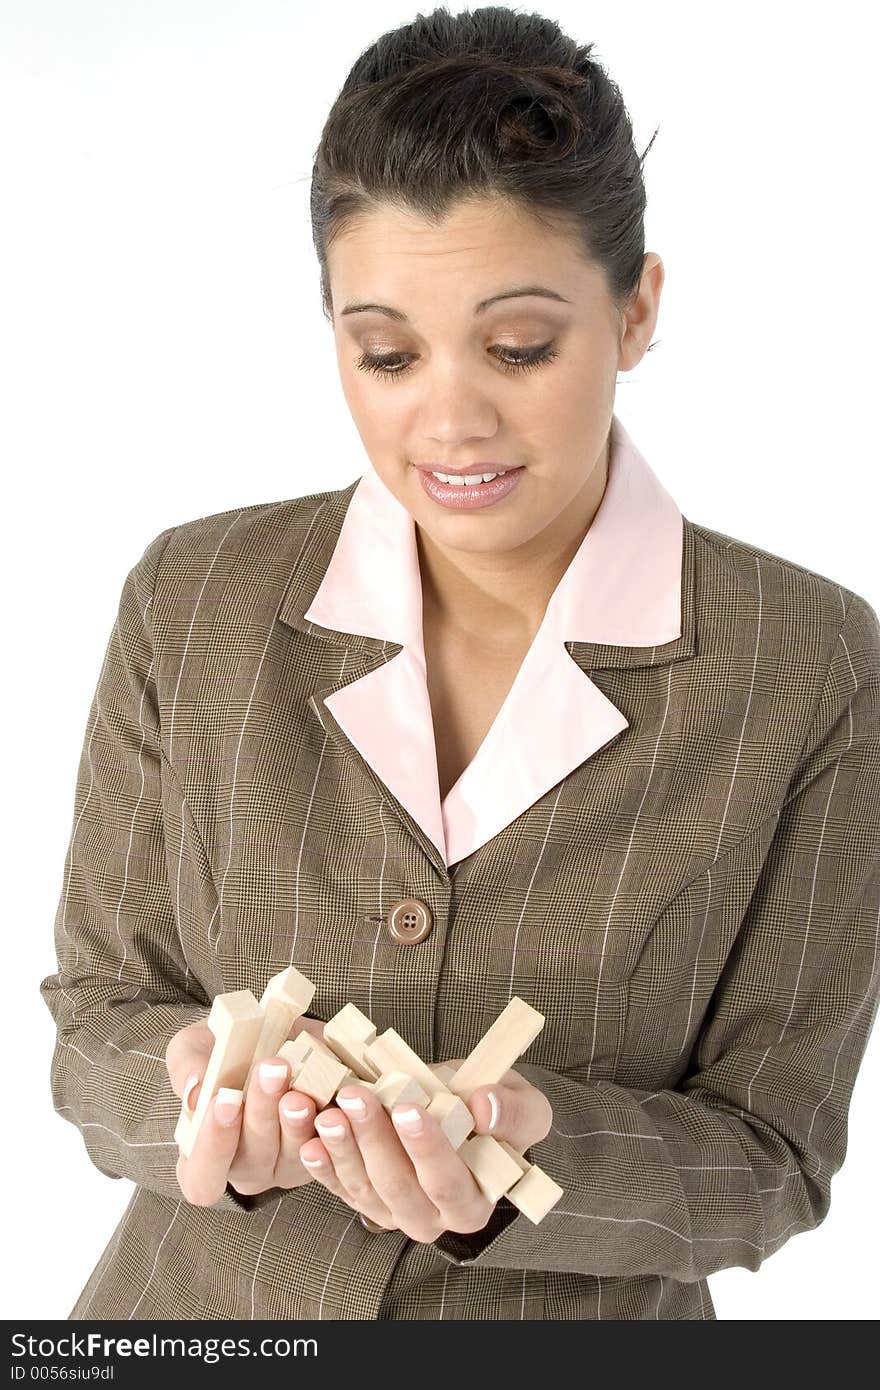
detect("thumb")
[467,1083,525,1148]
[165,1022,214,1113]
[467,1078,552,1154]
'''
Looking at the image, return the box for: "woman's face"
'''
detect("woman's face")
[326,194,662,559]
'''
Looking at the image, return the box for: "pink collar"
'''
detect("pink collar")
[303,412,683,866]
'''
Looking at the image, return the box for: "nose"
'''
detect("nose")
[419,376,500,448]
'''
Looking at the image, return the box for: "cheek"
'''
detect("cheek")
[548,363,607,430]
[343,377,409,447]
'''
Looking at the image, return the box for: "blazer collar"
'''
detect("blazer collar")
[278,412,696,870]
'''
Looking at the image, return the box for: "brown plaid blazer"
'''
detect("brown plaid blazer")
[40,479,880,1320]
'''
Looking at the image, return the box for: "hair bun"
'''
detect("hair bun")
[494,66,588,161]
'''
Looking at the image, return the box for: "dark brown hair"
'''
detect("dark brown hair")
[310,5,659,325]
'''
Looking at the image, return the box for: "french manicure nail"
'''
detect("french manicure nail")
[259,1061,288,1094]
[182,1072,200,1113]
[281,1099,311,1121]
[336,1095,367,1120]
[214,1088,243,1125]
[487,1090,500,1132]
[392,1107,423,1134]
[315,1121,346,1142]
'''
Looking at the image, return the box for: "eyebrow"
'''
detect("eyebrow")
[339,285,571,320]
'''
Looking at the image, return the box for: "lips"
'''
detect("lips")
[417,465,526,510]
[415,464,521,477]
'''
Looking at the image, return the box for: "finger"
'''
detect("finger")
[465,1079,553,1151]
[334,1087,447,1240]
[298,1131,397,1229]
[275,1088,322,1186]
[228,1057,289,1186]
[296,1135,356,1208]
[177,1086,244,1206]
[306,1097,396,1227]
[388,1102,492,1235]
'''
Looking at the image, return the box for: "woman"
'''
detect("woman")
[40,6,880,1320]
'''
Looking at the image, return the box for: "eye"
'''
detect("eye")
[354,342,560,381]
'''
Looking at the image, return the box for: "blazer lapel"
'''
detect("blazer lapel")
[277,412,696,869]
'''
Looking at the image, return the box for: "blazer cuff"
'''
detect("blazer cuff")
[221,1182,285,1213]
[432,1194,523,1264]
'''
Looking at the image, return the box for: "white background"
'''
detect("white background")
[2,0,877,1321]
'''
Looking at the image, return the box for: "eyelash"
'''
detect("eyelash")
[355,342,560,381]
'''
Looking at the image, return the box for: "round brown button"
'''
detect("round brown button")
[385,896,434,945]
[359,1212,387,1232]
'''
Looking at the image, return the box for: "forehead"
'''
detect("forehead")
[327,195,594,303]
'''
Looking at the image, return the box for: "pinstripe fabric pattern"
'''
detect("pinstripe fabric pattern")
[40,476,880,1320]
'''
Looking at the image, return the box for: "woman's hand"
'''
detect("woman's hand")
[298,1063,553,1241]
[165,1016,327,1206]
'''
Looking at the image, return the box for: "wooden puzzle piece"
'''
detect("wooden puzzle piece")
[243,966,316,1091]
[425,1089,475,1149]
[458,1134,526,1203]
[429,1063,458,1086]
[445,997,544,1101]
[292,1048,356,1108]
[279,1029,321,1069]
[505,1164,564,1224]
[174,989,265,1158]
[364,1029,450,1101]
[488,1140,563,1224]
[494,1138,531,1175]
[277,1038,308,1083]
[322,1003,382,1081]
[370,1070,431,1111]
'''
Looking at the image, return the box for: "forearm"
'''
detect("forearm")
[433,1061,820,1276]
[40,981,267,1214]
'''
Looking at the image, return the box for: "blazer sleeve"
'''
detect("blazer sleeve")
[433,590,880,1276]
[38,527,265,1217]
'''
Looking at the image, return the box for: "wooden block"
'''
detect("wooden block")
[279,1031,317,1069]
[244,967,317,1090]
[370,1070,431,1111]
[258,965,316,1016]
[174,990,265,1158]
[446,998,544,1101]
[323,1003,381,1081]
[458,1134,525,1203]
[325,1001,376,1045]
[505,1165,564,1224]
[278,1032,348,1089]
[277,1039,307,1081]
[486,1137,563,1224]
[430,1063,458,1086]
[495,1138,531,1176]
[364,1030,449,1101]
[425,1090,475,1149]
[293,1049,355,1108]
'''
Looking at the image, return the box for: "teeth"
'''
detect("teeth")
[430,471,501,486]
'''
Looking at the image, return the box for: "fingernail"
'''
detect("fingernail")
[182,1072,200,1113]
[315,1121,346,1143]
[280,1099,311,1122]
[214,1088,243,1125]
[258,1061,289,1094]
[300,1156,323,1168]
[336,1094,367,1120]
[392,1106,423,1134]
[487,1090,500,1132]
